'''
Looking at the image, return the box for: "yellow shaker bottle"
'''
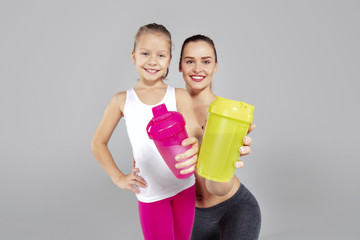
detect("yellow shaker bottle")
[197,97,254,182]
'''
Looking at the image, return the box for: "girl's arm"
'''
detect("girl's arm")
[91,92,146,193]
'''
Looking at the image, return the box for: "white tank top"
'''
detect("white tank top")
[123,85,195,203]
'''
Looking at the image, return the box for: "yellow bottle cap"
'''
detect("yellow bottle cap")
[209,96,254,123]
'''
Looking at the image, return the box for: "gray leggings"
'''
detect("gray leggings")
[191,184,261,240]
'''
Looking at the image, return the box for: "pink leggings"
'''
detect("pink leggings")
[138,185,195,240]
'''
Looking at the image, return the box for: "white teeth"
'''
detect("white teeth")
[147,69,157,73]
[192,76,204,80]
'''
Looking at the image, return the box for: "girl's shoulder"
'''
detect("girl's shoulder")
[110,91,127,114]
[112,91,127,102]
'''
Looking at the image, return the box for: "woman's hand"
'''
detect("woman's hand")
[112,168,147,194]
[175,137,199,175]
[234,123,255,168]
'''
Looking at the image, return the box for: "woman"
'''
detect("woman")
[179,35,261,240]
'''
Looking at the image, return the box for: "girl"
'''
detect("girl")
[179,35,261,240]
[91,23,202,240]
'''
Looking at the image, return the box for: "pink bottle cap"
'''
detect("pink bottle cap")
[147,104,186,140]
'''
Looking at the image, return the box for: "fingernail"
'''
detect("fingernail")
[240,147,245,154]
[244,136,249,143]
[175,156,181,161]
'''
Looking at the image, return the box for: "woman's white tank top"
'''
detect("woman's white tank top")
[123,85,195,203]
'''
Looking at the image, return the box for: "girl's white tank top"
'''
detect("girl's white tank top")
[123,85,195,203]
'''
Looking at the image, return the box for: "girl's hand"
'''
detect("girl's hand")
[175,137,199,175]
[234,123,255,169]
[113,168,147,194]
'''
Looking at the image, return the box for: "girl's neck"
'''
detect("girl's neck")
[133,79,168,105]
[135,78,167,90]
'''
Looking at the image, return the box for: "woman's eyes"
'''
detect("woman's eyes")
[141,52,149,56]
[185,60,211,64]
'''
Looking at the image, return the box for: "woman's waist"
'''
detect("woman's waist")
[195,175,240,208]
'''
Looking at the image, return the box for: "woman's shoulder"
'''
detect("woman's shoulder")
[174,88,194,115]
[174,87,188,94]
[174,88,191,102]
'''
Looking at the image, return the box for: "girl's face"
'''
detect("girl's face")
[179,41,218,91]
[132,33,171,83]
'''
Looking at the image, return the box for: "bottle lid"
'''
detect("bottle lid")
[209,97,254,123]
[147,103,186,140]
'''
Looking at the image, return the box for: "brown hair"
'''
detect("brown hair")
[134,23,172,79]
[179,34,218,63]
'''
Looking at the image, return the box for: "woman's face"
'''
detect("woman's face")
[179,41,218,91]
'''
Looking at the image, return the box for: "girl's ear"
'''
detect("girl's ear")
[131,51,136,64]
[168,55,172,66]
[214,62,218,73]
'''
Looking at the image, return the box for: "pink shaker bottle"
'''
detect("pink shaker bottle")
[147,103,194,179]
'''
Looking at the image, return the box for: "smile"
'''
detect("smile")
[145,68,159,73]
[190,75,205,82]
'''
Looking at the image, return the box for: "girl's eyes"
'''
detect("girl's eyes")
[141,53,167,58]
[186,60,194,64]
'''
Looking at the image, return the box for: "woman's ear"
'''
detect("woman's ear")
[214,62,218,73]
[131,51,136,64]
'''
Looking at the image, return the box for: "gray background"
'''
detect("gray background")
[1,0,359,239]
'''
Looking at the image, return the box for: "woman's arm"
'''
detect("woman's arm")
[174,88,203,175]
[175,88,203,143]
[204,123,255,196]
[234,123,255,168]
[91,92,146,193]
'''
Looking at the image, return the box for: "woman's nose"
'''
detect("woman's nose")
[193,63,202,73]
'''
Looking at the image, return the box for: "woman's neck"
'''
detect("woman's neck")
[187,85,217,106]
